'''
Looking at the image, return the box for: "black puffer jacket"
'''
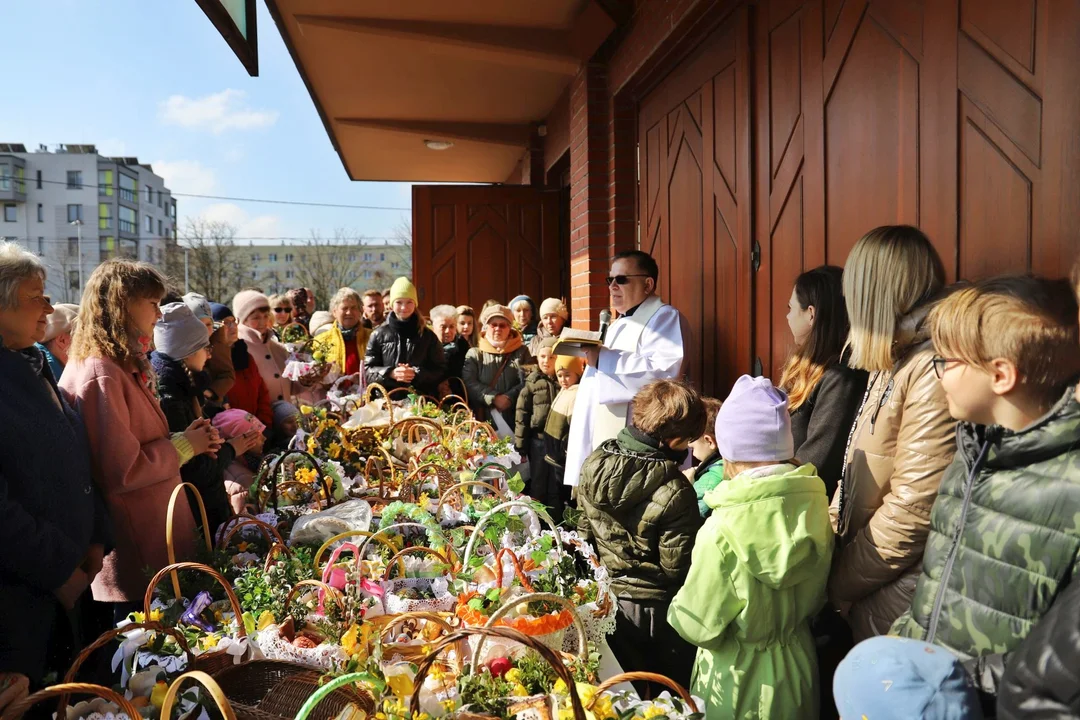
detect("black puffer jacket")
[577,426,702,601]
[364,312,446,397]
[514,369,558,452]
[998,576,1080,719]
[151,352,235,534]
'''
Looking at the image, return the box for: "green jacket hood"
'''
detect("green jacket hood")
[705,463,832,589]
[588,427,682,510]
[957,384,1080,470]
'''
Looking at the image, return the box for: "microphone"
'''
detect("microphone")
[598,309,611,344]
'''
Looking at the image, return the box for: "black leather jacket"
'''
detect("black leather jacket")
[363,312,446,397]
[998,576,1080,719]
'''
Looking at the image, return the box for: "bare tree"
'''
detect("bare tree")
[178,218,246,302]
[389,218,413,279]
[292,229,370,308]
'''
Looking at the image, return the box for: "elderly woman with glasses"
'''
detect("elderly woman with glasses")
[462,304,531,422]
[0,242,110,688]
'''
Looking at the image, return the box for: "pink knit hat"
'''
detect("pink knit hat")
[212,409,266,439]
[232,289,270,323]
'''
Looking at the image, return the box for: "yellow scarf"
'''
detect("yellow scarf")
[478,330,523,355]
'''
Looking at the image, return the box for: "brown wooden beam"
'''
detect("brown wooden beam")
[334,119,533,148]
[295,15,580,75]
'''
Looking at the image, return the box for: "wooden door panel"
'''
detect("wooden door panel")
[639,7,751,398]
[412,185,561,316]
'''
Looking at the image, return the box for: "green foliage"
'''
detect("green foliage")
[458,669,513,719]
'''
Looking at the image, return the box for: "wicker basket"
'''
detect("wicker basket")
[294,672,386,720]
[409,626,588,720]
[1,683,142,720]
[253,450,335,513]
[588,672,699,713]
[143,562,250,676]
[377,611,457,665]
[165,482,214,599]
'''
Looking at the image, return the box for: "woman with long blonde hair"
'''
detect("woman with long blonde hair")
[779,266,867,497]
[60,260,218,619]
[827,226,956,643]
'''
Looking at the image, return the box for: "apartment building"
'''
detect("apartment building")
[245,241,411,296]
[0,143,176,302]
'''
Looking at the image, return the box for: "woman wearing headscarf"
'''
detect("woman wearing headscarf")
[509,294,539,346]
[463,304,531,421]
[528,297,569,357]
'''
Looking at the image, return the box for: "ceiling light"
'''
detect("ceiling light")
[424,139,454,151]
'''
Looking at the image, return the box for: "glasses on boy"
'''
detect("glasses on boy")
[931,356,961,379]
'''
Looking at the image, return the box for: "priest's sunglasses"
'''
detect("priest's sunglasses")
[605,274,650,286]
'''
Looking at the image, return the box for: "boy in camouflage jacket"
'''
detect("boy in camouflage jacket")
[893,276,1080,699]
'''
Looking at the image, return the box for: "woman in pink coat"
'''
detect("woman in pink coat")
[60,260,219,618]
[232,290,295,403]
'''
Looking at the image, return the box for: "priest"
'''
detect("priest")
[564,250,687,487]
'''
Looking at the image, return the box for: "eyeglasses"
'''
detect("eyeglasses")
[273,307,292,313]
[931,356,960,379]
[605,274,650,286]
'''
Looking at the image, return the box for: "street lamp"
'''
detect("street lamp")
[70,219,84,291]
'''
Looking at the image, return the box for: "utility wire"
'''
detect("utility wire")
[1,174,412,211]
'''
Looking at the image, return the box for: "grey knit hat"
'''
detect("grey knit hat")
[183,292,221,330]
[155,303,211,360]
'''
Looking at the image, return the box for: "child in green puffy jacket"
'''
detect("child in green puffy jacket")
[668,375,833,720]
[683,396,724,517]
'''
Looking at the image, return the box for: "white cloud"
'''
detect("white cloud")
[195,202,281,239]
[159,89,278,134]
[152,160,217,195]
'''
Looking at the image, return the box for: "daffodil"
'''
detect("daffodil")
[130,611,147,623]
[148,608,163,622]
[504,668,522,685]
[301,405,313,415]
[511,684,529,697]
[643,704,666,720]
[341,624,361,655]
[199,634,220,650]
[591,694,615,720]
[329,443,342,459]
[257,610,276,631]
[553,679,568,696]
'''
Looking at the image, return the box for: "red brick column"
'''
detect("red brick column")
[608,92,637,258]
[569,63,612,330]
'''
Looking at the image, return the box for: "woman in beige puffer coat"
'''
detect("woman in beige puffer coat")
[828,226,958,642]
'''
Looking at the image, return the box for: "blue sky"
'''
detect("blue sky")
[0,0,413,245]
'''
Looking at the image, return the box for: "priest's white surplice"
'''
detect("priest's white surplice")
[563,295,686,486]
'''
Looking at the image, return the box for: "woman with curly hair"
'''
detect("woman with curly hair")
[60,260,219,619]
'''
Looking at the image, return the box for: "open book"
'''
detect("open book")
[554,328,603,358]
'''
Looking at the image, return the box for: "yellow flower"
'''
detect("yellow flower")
[558,709,575,720]
[591,695,615,720]
[386,673,413,700]
[643,705,666,720]
[341,624,361,655]
[301,405,314,415]
[148,608,163,622]
[130,611,146,623]
[576,683,599,706]
[553,679,567,696]
[439,699,456,713]
[511,684,529,697]
[504,668,522,684]
[257,611,276,631]
[329,443,342,459]
[200,634,220,650]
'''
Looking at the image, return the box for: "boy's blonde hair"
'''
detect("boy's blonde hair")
[843,225,945,371]
[631,379,707,441]
[930,275,1079,392]
[72,259,167,370]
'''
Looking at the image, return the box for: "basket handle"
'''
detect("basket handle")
[160,671,237,720]
[476,592,587,662]
[363,382,396,424]
[313,531,403,576]
[62,621,195,684]
[263,542,292,571]
[378,611,455,643]
[454,419,496,443]
[491,548,536,593]
[589,673,698,713]
[262,450,334,512]
[143,562,247,638]
[166,482,212,600]
[216,515,288,550]
[462,500,557,567]
[435,480,505,517]
[356,521,449,560]
[438,393,468,411]
[295,672,385,720]
[409,627,586,720]
[363,446,399,498]
[381,546,451,581]
[283,579,346,615]
[1,683,142,720]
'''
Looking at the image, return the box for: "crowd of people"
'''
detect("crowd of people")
[2,225,1080,718]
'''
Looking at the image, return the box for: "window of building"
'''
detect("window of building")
[37,237,43,254]
[14,167,24,194]
[144,185,152,204]
[268,253,277,262]
[69,271,80,290]
[36,204,43,223]
[145,215,153,234]
[35,170,42,190]
[380,253,385,261]
[348,253,357,262]
[3,204,15,222]
[68,237,79,257]
[119,174,137,203]
[285,253,294,262]
[158,219,163,236]
[98,170,113,196]
[170,201,176,219]
[251,271,257,280]
[99,237,115,262]
[67,170,83,189]
[363,252,373,262]
[67,204,82,223]
[0,166,10,191]
[157,192,163,208]
[99,203,113,230]
[391,262,400,269]
[363,270,373,279]
[118,206,136,234]
[285,269,294,279]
